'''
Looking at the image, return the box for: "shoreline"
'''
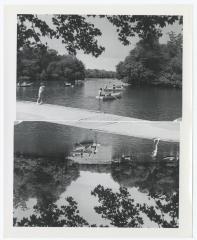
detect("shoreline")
[16,101,180,142]
[17,78,182,89]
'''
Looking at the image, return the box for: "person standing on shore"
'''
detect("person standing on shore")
[37,82,46,104]
[98,88,103,96]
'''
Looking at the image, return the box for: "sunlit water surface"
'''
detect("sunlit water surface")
[17,78,182,120]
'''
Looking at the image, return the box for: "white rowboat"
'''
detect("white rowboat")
[96,92,122,101]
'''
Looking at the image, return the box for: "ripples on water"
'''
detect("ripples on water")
[14,122,179,227]
[16,78,182,120]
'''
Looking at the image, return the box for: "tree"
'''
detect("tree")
[17,14,182,57]
[92,185,178,228]
[91,185,143,227]
[156,32,182,87]
[85,69,116,78]
[17,45,60,82]
[14,197,89,227]
[17,15,183,85]
[17,46,85,83]
[47,55,85,82]
[167,32,182,58]
[116,32,182,87]
[14,184,179,228]
[116,44,156,85]
[17,14,104,57]
[140,192,179,228]
[104,15,182,45]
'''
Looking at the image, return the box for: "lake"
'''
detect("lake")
[16,78,182,121]
[14,122,179,227]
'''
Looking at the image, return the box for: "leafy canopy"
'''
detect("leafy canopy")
[17,14,182,57]
[14,185,179,228]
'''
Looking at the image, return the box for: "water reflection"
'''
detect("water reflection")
[111,163,179,196]
[14,122,179,227]
[14,157,179,226]
[16,78,182,120]
[14,122,179,161]
[14,158,80,210]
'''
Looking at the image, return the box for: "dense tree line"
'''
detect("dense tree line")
[14,153,179,228]
[85,69,116,79]
[17,47,117,82]
[116,32,182,88]
[17,14,182,85]
[17,46,85,84]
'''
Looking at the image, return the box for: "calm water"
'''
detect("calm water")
[16,78,182,120]
[14,122,179,227]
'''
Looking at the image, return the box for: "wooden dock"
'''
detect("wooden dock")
[16,101,180,142]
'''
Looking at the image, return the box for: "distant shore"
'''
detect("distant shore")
[17,77,182,89]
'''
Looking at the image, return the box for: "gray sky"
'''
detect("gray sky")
[40,15,182,71]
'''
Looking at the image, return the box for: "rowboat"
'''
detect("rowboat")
[122,83,130,87]
[64,82,72,87]
[68,142,111,164]
[17,82,33,87]
[71,142,101,156]
[96,92,122,101]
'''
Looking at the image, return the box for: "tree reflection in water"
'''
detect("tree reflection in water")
[111,162,179,196]
[91,185,178,228]
[14,197,90,227]
[14,184,178,228]
[14,156,179,228]
[14,157,80,210]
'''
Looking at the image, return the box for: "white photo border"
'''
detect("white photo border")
[3,4,192,238]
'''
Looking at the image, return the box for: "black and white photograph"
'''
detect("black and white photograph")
[16,14,182,121]
[14,13,183,229]
[14,121,179,228]
[2,4,193,238]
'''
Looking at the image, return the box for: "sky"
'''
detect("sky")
[40,15,182,71]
